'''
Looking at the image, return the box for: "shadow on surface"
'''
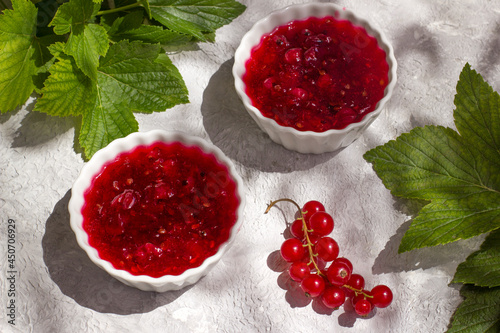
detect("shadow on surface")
[373,197,485,277]
[42,190,190,315]
[477,22,500,80]
[201,58,340,173]
[10,109,75,148]
[393,23,443,71]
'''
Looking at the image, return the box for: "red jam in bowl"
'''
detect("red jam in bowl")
[82,142,240,278]
[243,16,389,131]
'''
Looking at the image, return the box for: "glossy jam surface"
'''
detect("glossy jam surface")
[82,142,239,277]
[243,16,389,131]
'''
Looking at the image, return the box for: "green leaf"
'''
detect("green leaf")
[112,23,192,45]
[398,195,499,252]
[66,23,109,81]
[50,0,108,80]
[107,10,191,45]
[454,63,500,169]
[447,285,500,333]
[0,0,42,112]
[97,40,189,113]
[50,0,99,35]
[79,85,138,158]
[149,0,246,41]
[452,228,500,288]
[364,64,500,252]
[34,43,95,117]
[36,40,188,158]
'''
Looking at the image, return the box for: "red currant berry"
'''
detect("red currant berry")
[300,274,326,297]
[334,257,353,272]
[370,285,393,308]
[280,238,305,262]
[288,262,311,282]
[314,237,339,262]
[346,273,365,291]
[354,298,372,316]
[290,219,305,239]
[307,233,321,246]
[302,200,325,221]
[326,259,352,286]
[309,211,334,236]
[321,286,346,309]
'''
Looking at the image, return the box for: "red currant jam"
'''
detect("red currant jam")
[243,16,389,131]
[82,142,240,278]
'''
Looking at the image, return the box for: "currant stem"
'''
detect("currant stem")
[343,284,373,298]
[265,198,324,275]
[96,1,142,16]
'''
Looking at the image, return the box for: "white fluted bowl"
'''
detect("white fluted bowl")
[68,130,245,292]
[233,3,397,154]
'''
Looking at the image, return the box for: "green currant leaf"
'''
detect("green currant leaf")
[50,0,99,35]
[107,10,191,45]
[98,40,189,113]
[364,64,500,252]
[79,85,138,159]
[50,0,109,81]
[34,43,95,117]
[0,0,44,112]
[454,63,500,169]
[452,228,500,288]
[148,0,246,41]
[66,23,109,81]
[36,40,188,158]
[112,23,192,45]
[103,10,144,35]
[447,285,500,333]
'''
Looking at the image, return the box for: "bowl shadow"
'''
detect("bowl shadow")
[201,58,340,173]
[42,190,191,315]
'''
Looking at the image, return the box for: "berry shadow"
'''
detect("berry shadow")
[337,300,376,328]
[201,58,340,173]
[42,190,191,315]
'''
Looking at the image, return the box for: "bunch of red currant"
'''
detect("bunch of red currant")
[265,198,393,316]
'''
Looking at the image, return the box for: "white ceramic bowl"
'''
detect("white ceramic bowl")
[68,130,245,292]
[233,3,397,154]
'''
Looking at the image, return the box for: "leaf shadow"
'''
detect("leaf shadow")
[393,23,443,71]
[10,103,76,148]
[200,58,341,173]
[476,22,500,82]
[42,190,190,314]
[372,197,485,277]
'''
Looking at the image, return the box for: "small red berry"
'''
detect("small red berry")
[309,211,334,236]
[280,238,305,262]
[371,285,393,308]
[302,200,325,221]
[321,286,346,309]
[326,259,352,286]
[300,274,326,297]
[354,298,372,316]
[346,273,365,291]
[314,237,339,262]
[288,262,311,282]
[290,219,305,239]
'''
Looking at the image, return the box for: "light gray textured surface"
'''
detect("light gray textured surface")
[1,0,499,332]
